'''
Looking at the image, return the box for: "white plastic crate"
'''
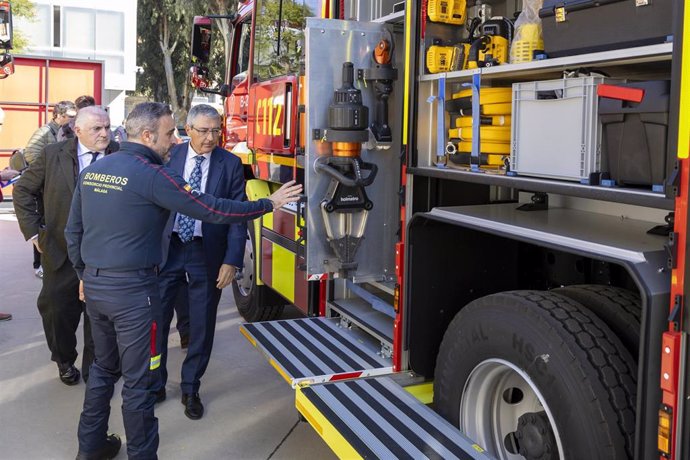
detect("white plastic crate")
[510,76,611,182]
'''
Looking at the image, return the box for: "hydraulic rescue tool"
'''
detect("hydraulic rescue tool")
[315,62,378,272]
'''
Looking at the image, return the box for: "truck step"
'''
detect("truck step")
[296,377,493,460]
[241,317,393,388]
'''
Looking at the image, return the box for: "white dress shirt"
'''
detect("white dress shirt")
[77,141,104,173]
[173,144,212,238]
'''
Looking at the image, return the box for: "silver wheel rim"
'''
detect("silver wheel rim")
[460,359,564,460]
[238,230,255,296]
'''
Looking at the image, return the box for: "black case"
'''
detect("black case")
[599,80,671,187]
[539,0,673,58]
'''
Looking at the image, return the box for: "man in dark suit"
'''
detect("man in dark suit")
[156,104,247,419]
[14,106,118,385]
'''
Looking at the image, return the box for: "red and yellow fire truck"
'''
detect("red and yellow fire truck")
[191,0,688,458]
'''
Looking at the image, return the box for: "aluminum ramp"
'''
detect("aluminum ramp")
[240,317,392,388]
[296,376,493,460]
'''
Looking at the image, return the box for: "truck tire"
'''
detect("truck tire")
[232,225,284,322]
[434,290,636,460]
[553,285,641,357]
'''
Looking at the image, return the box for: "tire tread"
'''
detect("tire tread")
[434,290,636,459]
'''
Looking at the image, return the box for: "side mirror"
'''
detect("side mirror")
[0,1,13,50]
[189,64,210,89]
[191,16,213,64]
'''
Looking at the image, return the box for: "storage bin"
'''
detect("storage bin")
[511,76,611,182]
[599,80,670,187]
[539,0,673,58]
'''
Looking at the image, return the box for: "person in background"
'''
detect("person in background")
[0,106,18,321]
[24,100,77,279]
[24,100,76,164]
[113,120,127,143]
[0,164,19,322]
[13,106,117,386]
[64,102,301,459]
[57,95,97,142]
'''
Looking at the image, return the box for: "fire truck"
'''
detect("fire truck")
[190,0,687,458]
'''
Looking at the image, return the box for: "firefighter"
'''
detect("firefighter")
[65,102,302,459]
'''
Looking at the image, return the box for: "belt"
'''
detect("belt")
[172,232,203,243]
[85,266,158,277]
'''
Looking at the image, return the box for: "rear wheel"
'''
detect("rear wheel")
[434,290,636,460]
[232,225,284,322]
[553,284,641,357]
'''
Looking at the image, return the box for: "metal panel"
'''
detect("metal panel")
[304,18,399,280]
[241,317,392,388]
[297,377,494,459]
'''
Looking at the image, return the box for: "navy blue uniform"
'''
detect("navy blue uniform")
[65,142,273,459]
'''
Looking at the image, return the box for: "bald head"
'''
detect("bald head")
[74,106,111,152]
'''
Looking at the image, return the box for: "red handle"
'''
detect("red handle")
[597,84,644,103]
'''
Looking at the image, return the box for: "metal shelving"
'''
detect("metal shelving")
[414,42,675,209]
[410,166,675,210]
[419,42,673,82]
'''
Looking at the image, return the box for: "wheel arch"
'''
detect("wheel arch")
[403,210,670,459]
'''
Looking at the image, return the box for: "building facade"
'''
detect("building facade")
[14,0,138,123]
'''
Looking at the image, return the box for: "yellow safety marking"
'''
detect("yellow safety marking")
[256,153,297,167]
[402,1,412,144]
[403,382,434,405]
[263,211,274,231]
[296,387,363,460]
[150,354,161,370]
[239,326,257,347]
[269,358,293,385]
[472,444,486,453]
[272,242,296,302]
[678,0,690,158]
[245,179,272,286]
[233,151,253,165]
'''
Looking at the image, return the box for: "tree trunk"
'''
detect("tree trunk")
[211,0,236,83]
[159,16,181,118]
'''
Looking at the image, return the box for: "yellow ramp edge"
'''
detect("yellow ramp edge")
[404,381,434,405]
[296,387,363,460]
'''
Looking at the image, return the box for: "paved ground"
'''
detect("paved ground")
[0,203,336,460]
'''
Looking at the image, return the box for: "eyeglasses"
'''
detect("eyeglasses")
[191,126,222,137]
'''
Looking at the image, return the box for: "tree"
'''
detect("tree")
[137,0,195,121]
[9,0,36,53]
[136,0,236,123]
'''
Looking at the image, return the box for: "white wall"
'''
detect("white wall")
[14,0,138,116]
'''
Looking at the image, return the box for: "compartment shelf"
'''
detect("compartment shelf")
[409,165,675,210]
[419,42,673,82]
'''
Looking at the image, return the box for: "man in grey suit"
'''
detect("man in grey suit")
[13,106,118,385]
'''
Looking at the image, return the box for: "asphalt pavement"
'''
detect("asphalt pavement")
[0,202,336,460]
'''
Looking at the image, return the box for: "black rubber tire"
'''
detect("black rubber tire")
[553,285,641,358]
[434,290,636,460]
[232,225,285,322]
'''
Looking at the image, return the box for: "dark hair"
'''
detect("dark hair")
[52,100,76,120]
[125,102,173,139]
[75,95,96,110]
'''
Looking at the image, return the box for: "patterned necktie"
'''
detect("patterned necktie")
[177,155,206,243]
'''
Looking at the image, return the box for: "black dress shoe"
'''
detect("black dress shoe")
[181,393,204,420]
[155,387,166,404]
[75,433,122,460]
[59,364,81,386]
[180,334,189,350]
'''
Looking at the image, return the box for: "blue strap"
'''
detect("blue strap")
[471,72,481,172]
[427,77,447,168]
